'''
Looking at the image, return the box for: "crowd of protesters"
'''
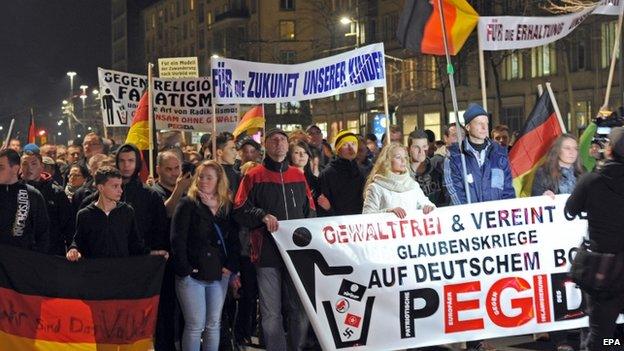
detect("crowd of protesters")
[1,102,623,351]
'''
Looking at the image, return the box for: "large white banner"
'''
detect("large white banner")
[98,68,147,127]
[595,0,624,15]
[275,195,592,350]
[153,77,239,133]
[478,6,597,51]
[210,43,386,104]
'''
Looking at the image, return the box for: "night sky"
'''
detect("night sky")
[0,1,110,141]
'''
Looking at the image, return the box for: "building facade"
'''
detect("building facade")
[117,0,624,143]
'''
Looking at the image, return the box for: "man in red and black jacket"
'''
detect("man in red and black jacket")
[234,128,315,351]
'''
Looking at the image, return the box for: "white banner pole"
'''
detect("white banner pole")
[546,82,567,133]
[478,37,488,110]
[602,3,624,110]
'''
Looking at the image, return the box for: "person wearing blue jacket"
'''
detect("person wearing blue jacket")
[443,103,515,206]
[443,103,515,350]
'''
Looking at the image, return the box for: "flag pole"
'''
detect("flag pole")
[436,0,472,204]
[602,2,624,111]
[546,82,567,133]
[147,63,155,178]
[383,85,391,146]
[1,119,15,150]
[211,86,217,160]
[478,36,487,110]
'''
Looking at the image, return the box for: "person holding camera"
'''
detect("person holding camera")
[565,127,624,351]
[171,160,241,351]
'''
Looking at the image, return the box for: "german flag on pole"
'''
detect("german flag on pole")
[0,244,165,350]
[125,92,150,151]
[233,105,265,138]
[397,0,479,55]
[509,90,564,197]
[27,110,36,144]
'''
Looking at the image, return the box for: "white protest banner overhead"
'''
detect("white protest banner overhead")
[477,5,599,51]
[97,68,147,127]
[274,195,591,350]
[210,43,386,104]
[595,0,624,15]
[153,77,238,133]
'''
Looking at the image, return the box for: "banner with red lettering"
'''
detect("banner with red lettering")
[274,195,591,350]
[153,77,239,133]
[477,6,597,51]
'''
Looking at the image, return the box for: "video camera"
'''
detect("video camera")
[591,108,624,160]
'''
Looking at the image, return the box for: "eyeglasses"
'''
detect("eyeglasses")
[68,173,85,178]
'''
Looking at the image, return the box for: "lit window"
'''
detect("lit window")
[279,21,296,40]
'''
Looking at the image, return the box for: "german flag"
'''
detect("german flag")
[125,92,150,151]
[0,244,165,350]
[397,0,479,55]
[27,110,36,144]
[509,90,564,197]
[233,105,265,138]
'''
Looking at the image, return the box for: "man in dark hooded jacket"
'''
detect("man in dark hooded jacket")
[0,149,50,253]
[20,144,73,255]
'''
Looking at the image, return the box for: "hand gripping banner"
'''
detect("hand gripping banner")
[274,195,592,350]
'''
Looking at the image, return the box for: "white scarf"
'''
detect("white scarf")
[373,171,417,193]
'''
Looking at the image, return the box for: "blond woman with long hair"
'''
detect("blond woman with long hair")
[363,143,435,218]
[171,160,241,351]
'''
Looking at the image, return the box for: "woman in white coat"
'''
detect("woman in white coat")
[363,143,435,218]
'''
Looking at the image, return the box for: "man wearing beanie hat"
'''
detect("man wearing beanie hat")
[565,126,624,351]
[443,103,515,205]
[317,130,366,216]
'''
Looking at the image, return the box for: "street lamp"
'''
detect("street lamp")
[80,85,88,121]
[66,71,77,140]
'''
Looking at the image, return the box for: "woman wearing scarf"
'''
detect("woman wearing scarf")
[363,143,435,218]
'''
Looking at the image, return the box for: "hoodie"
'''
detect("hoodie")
[27,172,74,255]
[565,160,624,253]
[79,143,168,251]
[0,181,50,253]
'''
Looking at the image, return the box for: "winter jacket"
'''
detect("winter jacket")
[318,157,366,216]
[27,172,74,255]
[565,160,624,254]
[171,197,240,281]
[443,139,515,205]
[0,181,50,253]
[409,158,448,206]
[234,157,315,267]
[363,171,434,214]
[70,202,148,258]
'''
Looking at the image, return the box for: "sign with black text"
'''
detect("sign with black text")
[275,196,593,350]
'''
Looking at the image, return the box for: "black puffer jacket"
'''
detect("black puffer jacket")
[0,181,50,253]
